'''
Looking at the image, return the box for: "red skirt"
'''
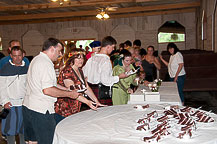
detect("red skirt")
[88,82,113,106]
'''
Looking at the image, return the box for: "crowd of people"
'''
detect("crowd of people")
[0,37,186,144]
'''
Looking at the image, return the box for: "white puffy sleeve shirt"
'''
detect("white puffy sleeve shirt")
[23,52,57,114]
[83,54,119,86]
[168,52,186,78]
[0,60,27,106]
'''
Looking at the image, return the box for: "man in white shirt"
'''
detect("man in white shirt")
[0,46,28,144]
[22,38,97,144]
[83,36,128,105]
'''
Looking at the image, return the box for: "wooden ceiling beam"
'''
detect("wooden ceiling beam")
[0,1,200,21]
[0,10,97,21]
[109,1,200,14]
[111,8,196,18]
[0,8,196,25]
[0,0,161,12]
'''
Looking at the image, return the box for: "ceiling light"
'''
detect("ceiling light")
[59,1,63,5]
[96,14,103,19]
[103,13,109,19]
[96,9,110,20]
[51,0,69,5]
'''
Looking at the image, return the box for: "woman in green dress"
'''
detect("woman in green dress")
[112,50,137,105]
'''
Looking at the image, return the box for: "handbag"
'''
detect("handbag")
[98,83,112,100]
[0,108,9,119]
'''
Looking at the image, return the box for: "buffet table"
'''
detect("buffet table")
[53,104,217,144]
[129,82,182,105]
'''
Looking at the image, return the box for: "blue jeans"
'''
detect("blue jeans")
[1,106,24,136]
[170,75,186,103]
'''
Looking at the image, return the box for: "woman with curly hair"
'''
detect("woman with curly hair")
[54,48,105,123]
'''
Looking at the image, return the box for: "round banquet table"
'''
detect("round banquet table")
[53,104,217,144]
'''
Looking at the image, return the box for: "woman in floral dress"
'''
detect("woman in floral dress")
[55,48,105,123]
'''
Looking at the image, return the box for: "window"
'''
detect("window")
[158,21,185,43]
[76,40,94,50]
[61,39,94,52]
[158,32,185,43]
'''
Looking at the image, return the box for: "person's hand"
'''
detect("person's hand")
[87,100,97,110]
[127,88,133,94]
[70,90,80,99]
[174,77,178,82]
[159,55,163,61]
[135,61,141,67]
[4,102,12,109]
[119,72,128,79]
[95,101,107,107]
[134,77,140,85]
[144,81,149,86]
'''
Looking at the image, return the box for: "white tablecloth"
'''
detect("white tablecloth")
[53,104,217,144]
[129,82,182,105]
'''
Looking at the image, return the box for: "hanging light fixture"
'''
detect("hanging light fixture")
[96,8,110,20]
[51,0,69,6]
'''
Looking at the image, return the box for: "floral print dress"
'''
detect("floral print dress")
[54,65,86,117]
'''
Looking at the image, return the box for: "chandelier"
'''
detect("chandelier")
[51,0,69,6]
[96,8,110,20]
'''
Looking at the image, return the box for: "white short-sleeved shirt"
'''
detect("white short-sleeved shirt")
[23,52,57,114]
[83,53,119,86]
[168,52,186,78]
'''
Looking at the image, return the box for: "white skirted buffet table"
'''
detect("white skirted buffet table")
[129,82,182,105]
[53,104,217,144]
